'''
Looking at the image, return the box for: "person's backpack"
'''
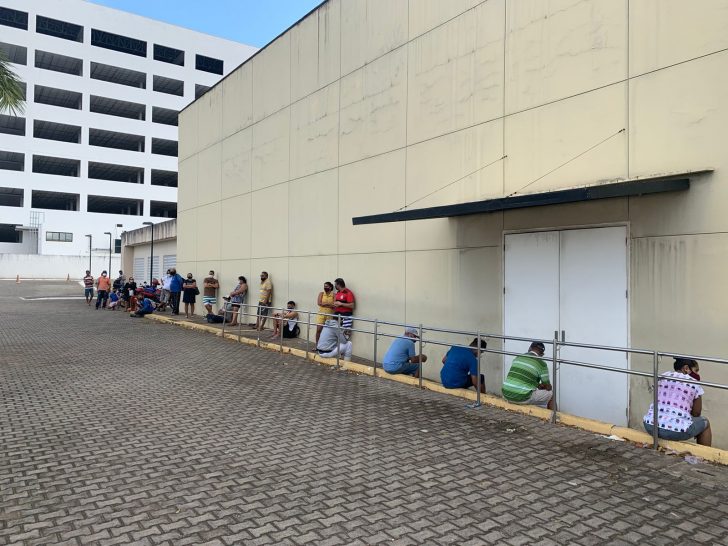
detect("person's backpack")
[206,313,224,324]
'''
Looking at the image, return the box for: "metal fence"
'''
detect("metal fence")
[212,301,728,451]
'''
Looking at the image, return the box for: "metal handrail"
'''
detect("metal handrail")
[196,295,728,451]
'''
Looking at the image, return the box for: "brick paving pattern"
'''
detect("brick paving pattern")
[2,281,728,545]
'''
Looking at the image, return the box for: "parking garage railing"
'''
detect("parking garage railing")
[213,301,728,451]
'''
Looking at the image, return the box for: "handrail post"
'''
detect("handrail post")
[373,319,378,377]
[279,305,284,352]
[221,301,226,337]
[256,304,261,347]
[475,331,482,408]
[305,311,311,360]
[418,324,423,389]
[652,350,660,449]
[335,316,341,369]
[237,303,243,343]
[551,331,558,424]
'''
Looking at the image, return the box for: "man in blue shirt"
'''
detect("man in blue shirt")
[130,297,156,318]
[168,268,184,315]
[382,327,428,377]
[440,338,487,392]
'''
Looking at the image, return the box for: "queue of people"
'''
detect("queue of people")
[82,267,712,447]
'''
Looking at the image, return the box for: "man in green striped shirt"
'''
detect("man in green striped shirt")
[502,342,553,409]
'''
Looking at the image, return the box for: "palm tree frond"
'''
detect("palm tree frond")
[0,52,26,116]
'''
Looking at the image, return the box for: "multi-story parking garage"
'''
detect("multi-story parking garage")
[0,0,255,276]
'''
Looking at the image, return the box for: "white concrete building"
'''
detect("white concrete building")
[0,0,255,278]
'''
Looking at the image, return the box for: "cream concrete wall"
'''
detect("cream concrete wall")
[178,0,728,446]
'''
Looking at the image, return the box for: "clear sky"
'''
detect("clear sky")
[88,0,325,48]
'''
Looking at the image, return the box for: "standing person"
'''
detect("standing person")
[113,270,125,292]
[122,276,137,310]
[502,342,553,409]
[168,268,184,315]
[271,301,300,339]
[440,338,487,392]
[83,270,94,306]
[316,319,353,361]
[95,271,111,310]
[333,278,355,338]
[202,270,220,315]
[158,269,172,311]
[182,273,198,319]
[643,359,711,446]
[382,327,428,377]
[227,276,248,327]
[316,281,336,344]
[254,271,273,331]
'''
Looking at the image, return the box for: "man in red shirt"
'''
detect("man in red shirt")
[334,278,355,338]
[96,270,111,310]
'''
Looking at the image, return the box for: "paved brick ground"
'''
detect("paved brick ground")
[2,281,728,545]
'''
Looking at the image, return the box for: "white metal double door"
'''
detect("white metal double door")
[503,226,629,426]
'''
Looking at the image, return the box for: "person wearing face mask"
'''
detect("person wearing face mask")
[182,273,198,319]
[253,271,273,331]
[271,301,300,339]
[95,270,111,310]
[168,268,184,315]
[316,281,336,344]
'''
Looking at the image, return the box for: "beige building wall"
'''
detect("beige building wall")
[178,0,728,446]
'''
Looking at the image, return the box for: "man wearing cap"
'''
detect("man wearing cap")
[502,341,553,409]
[382,327,428,377]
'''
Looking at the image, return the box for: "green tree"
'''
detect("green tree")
[0,51,25,115]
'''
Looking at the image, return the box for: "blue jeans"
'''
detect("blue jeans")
[383,361,420,376]
[96,290,108,309]
[643,416,708,441]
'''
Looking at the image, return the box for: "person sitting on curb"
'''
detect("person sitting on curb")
[107,290,121,311]
[130,296,156,318]
[502,342,553,409]
[440,338,487,392]
[643,358,711,446]
[316,319,352,361]
[687,360,701,381]
[382,327,427,377]
[271,301,300,339]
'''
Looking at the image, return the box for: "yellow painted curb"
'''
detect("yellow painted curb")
[558,413,615,436]
[659,441,728,464]
[144,313,728,466]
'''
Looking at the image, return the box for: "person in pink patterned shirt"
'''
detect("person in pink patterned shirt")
[643,358,711,446]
